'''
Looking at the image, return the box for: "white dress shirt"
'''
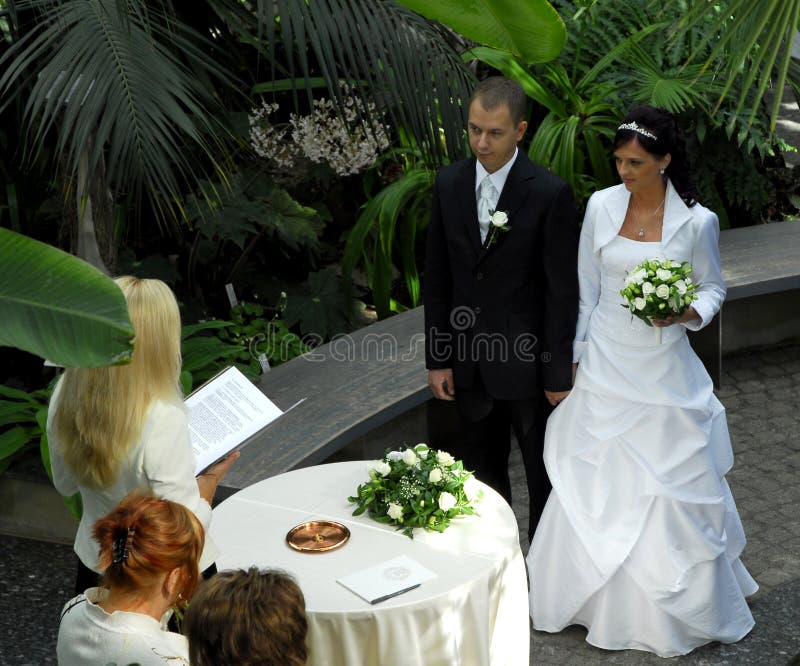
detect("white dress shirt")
[475,148,518,242]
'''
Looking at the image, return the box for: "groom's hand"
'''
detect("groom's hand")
[428,369,456,401]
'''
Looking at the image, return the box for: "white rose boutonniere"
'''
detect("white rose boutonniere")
[486,209,510,248]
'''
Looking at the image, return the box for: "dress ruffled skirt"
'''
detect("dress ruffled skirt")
[527,329,757,657]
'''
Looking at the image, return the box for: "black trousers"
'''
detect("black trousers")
[427,378,553,542]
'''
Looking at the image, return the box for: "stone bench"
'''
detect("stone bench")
[690,220,800,385]
[219,307,429,495]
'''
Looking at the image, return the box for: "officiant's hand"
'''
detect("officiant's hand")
[652,306,699,327]
[428,368,455,401]
[197,451,240,503]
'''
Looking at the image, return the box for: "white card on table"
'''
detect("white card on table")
[337,555,436,604]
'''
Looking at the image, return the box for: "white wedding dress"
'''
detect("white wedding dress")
[527,234,757,657]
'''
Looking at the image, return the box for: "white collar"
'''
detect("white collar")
[81,587,172,632]
[475,147,518,194]
[594,179,693,251]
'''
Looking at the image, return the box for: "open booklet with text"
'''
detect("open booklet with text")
[185,366,286,475]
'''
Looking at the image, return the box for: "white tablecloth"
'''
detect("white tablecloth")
[210,461,529,666]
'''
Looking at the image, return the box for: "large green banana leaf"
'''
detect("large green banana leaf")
[0,228,133,367]
[394,0,566,64]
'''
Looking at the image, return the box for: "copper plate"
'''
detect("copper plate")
[286,521,350,553]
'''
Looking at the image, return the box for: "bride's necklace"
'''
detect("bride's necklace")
[632,197,665,239]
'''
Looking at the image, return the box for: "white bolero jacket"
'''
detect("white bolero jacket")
[574,181,726,363]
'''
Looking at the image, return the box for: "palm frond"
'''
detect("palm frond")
[678,0,800,129]
[239,0,476,166]
[0,0,236,221]
[624,44,717,113]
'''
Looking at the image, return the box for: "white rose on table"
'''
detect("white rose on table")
[438,491,457,511]
[386,450,404,462]
[641,281,655,295]
[674,279,687,295]
[464,477,481,502]
[436,450,455,466]
[634,297,646,311]
[387,502,404,520]
[367,461,391,477]
[402,449,418,466]
[656,268,673,281]
[490,211,508,227]
[655,284,670,299]
[428,467,442,483]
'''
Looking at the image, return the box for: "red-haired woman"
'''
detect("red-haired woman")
[57,492,203,666]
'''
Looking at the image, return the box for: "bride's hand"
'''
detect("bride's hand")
[652,307,699,327]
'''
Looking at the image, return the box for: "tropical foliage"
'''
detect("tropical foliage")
[2,0,799,391]
[0,228,133,367]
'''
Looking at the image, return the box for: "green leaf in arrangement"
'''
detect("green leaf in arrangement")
[0,228,134,368]
[395,0,566,64]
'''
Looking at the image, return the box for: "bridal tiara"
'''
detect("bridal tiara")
[617,121,657,141]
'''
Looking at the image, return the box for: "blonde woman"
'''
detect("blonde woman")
[47,276,238,593]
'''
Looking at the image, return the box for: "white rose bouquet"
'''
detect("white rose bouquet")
[348,443,482,537]
[620,258,699,343]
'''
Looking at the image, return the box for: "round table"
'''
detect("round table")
[210,461,530,665]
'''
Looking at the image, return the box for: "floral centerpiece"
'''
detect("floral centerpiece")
[347,443,482,537]
[620,258,699,343]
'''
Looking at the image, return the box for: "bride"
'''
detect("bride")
[527,106,757,657]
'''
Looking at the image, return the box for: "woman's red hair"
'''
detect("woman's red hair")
[93,491,204,599]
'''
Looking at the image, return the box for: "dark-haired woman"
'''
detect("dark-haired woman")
[57,492,203,666]
[184,567,308,666]
[527,106,757,656]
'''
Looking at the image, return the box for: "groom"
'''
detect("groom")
[423,76,579,540]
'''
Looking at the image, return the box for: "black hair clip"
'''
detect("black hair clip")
[112,526,135,564]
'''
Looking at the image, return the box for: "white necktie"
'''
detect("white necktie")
[477,176,497,243]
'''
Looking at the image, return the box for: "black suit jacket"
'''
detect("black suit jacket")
[423,152,579,399]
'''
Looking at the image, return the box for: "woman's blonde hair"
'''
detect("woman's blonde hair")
[53,276,182,488]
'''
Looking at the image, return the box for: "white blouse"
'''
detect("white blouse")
[57,587,189,666]
[47,379,218,571]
